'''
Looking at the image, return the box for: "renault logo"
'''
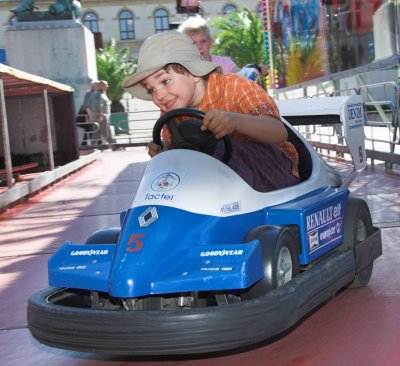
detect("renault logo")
[138,206,158,228]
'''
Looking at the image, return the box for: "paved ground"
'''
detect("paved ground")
[0,147,399,366]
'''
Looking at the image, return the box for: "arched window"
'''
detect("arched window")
[154,8,169,33]
[82,12,99,32]
[119,10,135,40]
[223,4,237,14]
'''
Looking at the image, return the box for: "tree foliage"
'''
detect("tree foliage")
[96,39,136,113]
[209,7,267,68]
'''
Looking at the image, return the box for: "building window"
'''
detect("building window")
[119,10,135,40]
[82,12,99,32]
[223,4,237,14]
[154,9,169,33]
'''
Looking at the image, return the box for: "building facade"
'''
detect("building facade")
[1,1,398,98]
[0,1,263,61]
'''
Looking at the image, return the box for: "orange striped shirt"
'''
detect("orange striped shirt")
[163,71,299,177]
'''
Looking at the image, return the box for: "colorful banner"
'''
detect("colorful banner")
[269,0,396,89]
[271,0,330,88]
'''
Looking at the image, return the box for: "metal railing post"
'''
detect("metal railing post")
[0,79,13,188]
[43,89,55,171]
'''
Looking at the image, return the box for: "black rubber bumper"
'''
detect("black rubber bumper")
[27,250,355,355]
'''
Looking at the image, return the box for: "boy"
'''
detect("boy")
[177,15,240,73]
[123,31,299,192]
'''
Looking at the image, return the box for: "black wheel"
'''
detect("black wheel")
[343,198,374,288]
[240,226,300,300]
[26,278,302,356]
[152,108,232,163]
[276,240,297,287]
[85,227,120,244]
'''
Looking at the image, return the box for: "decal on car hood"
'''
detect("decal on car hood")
[138,206,158,228]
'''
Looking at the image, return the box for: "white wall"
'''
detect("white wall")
[2,96,57,157]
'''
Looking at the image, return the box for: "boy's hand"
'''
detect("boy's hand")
[147,141,171,157]
[201,109,235,139]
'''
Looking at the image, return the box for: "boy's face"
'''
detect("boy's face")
[142,68,203,113]
[188,31,213,61]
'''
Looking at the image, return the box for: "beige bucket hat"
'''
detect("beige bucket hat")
[122,30,220,101]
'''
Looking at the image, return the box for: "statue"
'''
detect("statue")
[49,0,82,18]
[10,0,37,15]
[10,0,82,21]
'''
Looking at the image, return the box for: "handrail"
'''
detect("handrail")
[284,81,400,170]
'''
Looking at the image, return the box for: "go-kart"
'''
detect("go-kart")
[27,95,382,355]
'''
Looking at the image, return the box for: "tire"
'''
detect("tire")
[84,227,120,244]
[27,286,291,355]
[343,198,374,288]
[241,226,300,299]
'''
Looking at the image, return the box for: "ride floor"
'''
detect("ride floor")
[0,148,399,366]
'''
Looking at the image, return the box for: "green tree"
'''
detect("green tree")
[96,39,136,113]
[209,7,267,68]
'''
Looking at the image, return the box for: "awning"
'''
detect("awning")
[0,63,74,97]
[0,64,75,189]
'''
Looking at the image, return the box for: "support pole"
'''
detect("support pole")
[43,89,55,171]
[262,0,275,88]
[0,79,13,188]
[265,1,274,87]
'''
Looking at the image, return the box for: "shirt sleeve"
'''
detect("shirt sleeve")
[233,77,280,119]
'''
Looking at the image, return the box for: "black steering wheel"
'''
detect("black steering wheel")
[152,108,232,164]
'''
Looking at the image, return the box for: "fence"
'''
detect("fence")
[278,81,400,171]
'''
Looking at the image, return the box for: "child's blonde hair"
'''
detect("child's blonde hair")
[177,15,211,38]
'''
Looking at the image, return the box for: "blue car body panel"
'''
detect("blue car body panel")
[48,185,351,297]
[48,243,116,292]
[267,186,349,264]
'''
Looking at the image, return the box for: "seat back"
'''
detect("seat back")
[286,126,312,182]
